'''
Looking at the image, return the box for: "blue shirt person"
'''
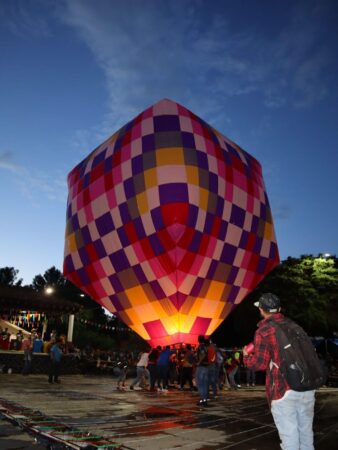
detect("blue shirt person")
[48,338,63,383]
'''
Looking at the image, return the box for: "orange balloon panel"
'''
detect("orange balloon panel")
[64,99,279,346]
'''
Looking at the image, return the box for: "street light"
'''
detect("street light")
[45,286,54,295]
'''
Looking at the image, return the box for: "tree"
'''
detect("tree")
[31,266,104,310]
[0,266,23,286]
[244,254,338,337]
[213,255,338,346]
[31,266,66,291]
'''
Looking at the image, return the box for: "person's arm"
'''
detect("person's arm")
[243,332,271,372]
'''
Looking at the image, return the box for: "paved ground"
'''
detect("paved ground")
[0,374,337,449]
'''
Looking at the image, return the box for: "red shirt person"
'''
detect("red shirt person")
[243,293,316,450]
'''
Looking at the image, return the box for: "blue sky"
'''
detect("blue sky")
[0,0,337,285]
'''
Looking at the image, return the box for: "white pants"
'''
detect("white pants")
[271,390,315,450]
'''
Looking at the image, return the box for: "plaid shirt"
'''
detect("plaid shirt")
[244,313,290,407]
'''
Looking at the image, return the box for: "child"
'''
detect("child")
[116,354,128,390]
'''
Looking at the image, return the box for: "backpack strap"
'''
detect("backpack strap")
[266,319,288,372]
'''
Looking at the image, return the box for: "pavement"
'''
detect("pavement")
[0,374,337,449]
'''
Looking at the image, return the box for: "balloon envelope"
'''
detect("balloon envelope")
[64,99,279,346]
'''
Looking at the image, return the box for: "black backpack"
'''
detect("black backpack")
[272,318,325,391]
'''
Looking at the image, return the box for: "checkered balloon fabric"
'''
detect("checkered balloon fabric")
[63,99,279,346]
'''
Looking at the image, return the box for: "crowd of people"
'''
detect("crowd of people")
[0,326,64,353]
[81,340,258,395]
[0,325,71,383]
[2,323,336,395]
[0,326,258,395]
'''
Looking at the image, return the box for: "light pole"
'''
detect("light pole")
[43,286,54,338]
[67,293,85,342]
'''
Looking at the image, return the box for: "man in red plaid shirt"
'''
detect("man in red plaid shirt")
[243,293,315,450]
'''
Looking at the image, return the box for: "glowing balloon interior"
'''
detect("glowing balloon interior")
[64,99,279,346]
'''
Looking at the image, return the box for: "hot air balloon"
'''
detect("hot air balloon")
[64,99,279,346]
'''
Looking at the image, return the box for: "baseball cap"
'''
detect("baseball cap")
[254,293,280,312]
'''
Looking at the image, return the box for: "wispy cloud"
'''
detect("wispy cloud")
[0,152,66,205]
[54,0,335,135]
[0,151,24,174]
[272,203,292,221]
[1,0,52,38]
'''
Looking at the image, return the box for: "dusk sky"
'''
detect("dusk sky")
[1,0,337,285]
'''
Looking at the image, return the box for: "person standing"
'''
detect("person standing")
[116,353,129,390]
[50,329,57,343]
[195,335,209,407]
[168,351,179,386]
[179,344,195,390]
[233,347,243,387]
[48,338,63,384]
[15,330,24,350]
[245,366,256,387]
[147,346,161,391]
[157,345,171,391]
[1,327,10,350]
[22,336,32,375]
[130,350,149,390]
[32,332,43,353]
[226,353,239,389]
[207,339,218,398]
[243,293,316,450]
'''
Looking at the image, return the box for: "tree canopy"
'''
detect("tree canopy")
[0,266,23,287]
[31,266,67,291]
[214,254,338,346]
[255,255,338,336]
